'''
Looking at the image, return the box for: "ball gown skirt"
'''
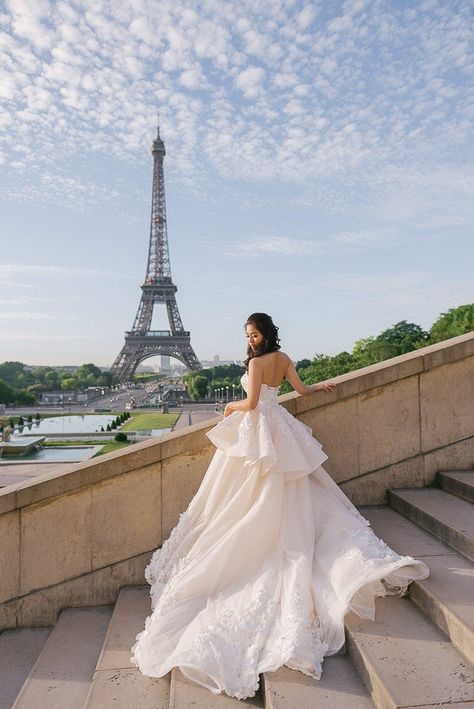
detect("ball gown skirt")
[130,373,430,700]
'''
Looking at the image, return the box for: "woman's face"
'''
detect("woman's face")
[245,323,265,351]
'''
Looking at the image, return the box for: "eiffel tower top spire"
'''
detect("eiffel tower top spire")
[152,114,165,156]
[146,114,171,282]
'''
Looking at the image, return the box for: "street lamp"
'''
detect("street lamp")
[232,383,235,400]
[226,386,229,403]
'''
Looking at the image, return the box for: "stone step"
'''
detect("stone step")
[345,595,474,709]
[262,656,374,709]
[359,505,474,666]
[388,487,474,561]
[170,667,263,708]
[438,470,474,503]
[85,586,170,708]
[12,606,113,709]
[0,627,51,709]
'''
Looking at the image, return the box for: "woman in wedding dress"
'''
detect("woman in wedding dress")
[130,312,430,700]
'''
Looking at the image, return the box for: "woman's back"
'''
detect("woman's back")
[256,351,290,388]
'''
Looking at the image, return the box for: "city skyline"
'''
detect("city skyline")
[1,0,472,366]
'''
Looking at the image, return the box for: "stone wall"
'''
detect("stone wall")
[1,333,473,629]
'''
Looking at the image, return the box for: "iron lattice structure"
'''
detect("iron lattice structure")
[111,124,201,381]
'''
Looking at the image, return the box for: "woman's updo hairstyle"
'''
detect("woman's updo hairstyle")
[244,312,281,369]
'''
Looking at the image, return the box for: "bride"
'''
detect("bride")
[130,312,430,699]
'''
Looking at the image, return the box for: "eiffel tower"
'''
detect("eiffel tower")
[111,122,201,381]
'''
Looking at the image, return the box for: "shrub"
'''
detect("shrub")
[106,424,111,431]
[18,416,24,426]
[27,414,33,422]
[114,432,128,442]
[111,420,117,429]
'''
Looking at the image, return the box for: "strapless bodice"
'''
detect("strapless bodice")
[240,372,280,410]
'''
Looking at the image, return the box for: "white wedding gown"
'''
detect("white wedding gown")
[130,372,430,699]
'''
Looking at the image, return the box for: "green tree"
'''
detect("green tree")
[352,337,383,367]
[375,321,429,359]
[296,359,311,370]
[0,379,15,405]
[429,304,474,343]
[77,363,102,380]
[0,362,25,387]
[61,377,78,391]
[16,390,36,405]
[187,375,209,401]
[44,368,61,389]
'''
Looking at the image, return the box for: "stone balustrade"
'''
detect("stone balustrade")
[0,332,473,629]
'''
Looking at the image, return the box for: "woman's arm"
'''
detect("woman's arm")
[284,356,336,395]
[224,358,263,416]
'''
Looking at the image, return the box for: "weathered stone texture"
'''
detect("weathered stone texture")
[358,376,420,474]
[20,488,92,595]
[91,463,161,569]
[0,511,20,603]
[420,356,474,452]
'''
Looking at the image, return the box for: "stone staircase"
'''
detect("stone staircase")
[1,470,473,709]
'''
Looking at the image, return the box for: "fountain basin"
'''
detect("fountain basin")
[0,436,46,457]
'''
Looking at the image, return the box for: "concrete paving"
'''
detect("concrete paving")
[262,657,374,709]
[12,606,112,709]
[389,488,474,561]
[361,505,474,665]
[85,586,170,709]
[170,667,263,708]
[0,462,77,489]
[0,627,51,709]
[173,410,219,431]
[438,470,474,503]
[345,595,474,708]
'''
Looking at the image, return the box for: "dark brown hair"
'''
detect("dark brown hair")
[244,312,281,369]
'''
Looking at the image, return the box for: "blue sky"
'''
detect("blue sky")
[0,0,472,366]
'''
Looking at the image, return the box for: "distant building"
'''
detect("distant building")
[37,387,108,405]
[200,360,243,369]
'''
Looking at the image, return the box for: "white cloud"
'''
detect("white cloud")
[0,311,53,320]
[0,333,93,340]
[0,265,135,279]
[0,1,471,232]
[296,6,316,30]
[179,66,205,90]
[234,65,265,98]
[219,236,325,257]
[321,272,474,310]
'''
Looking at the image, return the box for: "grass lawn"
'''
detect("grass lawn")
[44,439,134,457]
[121,413,179,431]
[93,441,132,456]
[44,440,101,446]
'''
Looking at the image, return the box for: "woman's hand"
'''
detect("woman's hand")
[314,381,336,393]
[224,403,234,417]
